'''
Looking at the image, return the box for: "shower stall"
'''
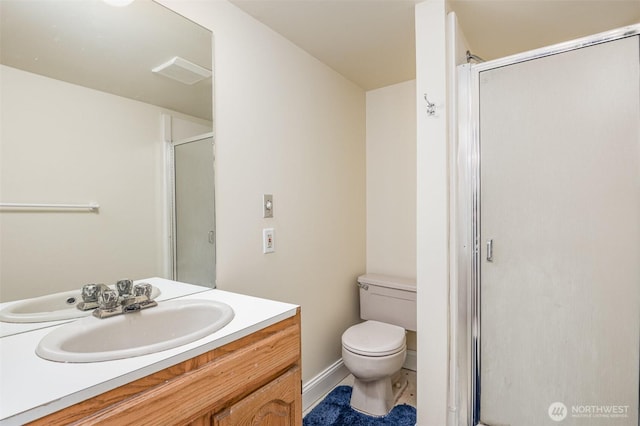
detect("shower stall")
[456,26,640,426]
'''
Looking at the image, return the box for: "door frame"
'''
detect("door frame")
[457,24,640,426]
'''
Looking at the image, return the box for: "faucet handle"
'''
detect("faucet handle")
[133,283,153,299]
[116,279,133,297]
[97,289,119,310]
[81,284,100,302]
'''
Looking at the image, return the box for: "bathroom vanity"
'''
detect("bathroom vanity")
[0,279,301,425]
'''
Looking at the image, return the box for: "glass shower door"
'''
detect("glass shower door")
[173,135,216,288]
[478,35,640,426]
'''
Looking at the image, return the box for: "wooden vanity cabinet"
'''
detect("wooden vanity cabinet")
[29,309,301,426]
[213,367,300,426]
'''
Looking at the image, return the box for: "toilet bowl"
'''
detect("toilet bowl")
[342,320,407,416]
[341,274,416,417]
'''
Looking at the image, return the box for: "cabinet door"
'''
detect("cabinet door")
[214,367,301,426]
[186,414,212,426]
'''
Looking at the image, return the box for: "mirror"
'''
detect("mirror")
[0,0,214,303]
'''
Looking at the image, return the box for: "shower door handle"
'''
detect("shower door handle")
[486,239,493,262]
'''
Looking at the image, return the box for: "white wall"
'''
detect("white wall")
[366,80,416,278]
[0,65,210,302]
[416,1,450,425]
[158,0,366,384]
[366,80,417,351]
[172,116,212,141]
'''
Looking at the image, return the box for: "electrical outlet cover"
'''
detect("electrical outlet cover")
[262,228,275,253]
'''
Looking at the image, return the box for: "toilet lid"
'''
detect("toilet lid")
[342,320,406,357]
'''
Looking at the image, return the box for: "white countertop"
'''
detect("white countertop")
[0,279,298,425]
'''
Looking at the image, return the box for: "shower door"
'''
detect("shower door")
[476,34,640,425]
[172,135,216,287]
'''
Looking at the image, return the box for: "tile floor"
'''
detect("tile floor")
[304,368,417,416]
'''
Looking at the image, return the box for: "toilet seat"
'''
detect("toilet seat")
[342,320,406,357]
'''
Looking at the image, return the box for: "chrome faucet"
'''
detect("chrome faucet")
[77,283,111,311]
[96,287,121,318]
[77,280,157,319]
[121,283,157,314]
[116,279,134,298]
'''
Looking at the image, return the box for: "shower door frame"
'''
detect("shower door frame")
[457,24,640,426]
[168,132,216,287]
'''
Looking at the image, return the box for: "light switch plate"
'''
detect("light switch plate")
[263,194,273,218]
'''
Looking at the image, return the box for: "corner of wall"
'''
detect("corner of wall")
[415,1,450,425]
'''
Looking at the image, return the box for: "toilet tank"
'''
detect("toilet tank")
[357,274,416,332]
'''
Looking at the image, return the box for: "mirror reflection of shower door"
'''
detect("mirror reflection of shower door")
[479,36,639,425]
[173,135,215,287]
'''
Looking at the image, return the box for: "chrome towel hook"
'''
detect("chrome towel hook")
[424,93,436,116]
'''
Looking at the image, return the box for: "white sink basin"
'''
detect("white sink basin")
[0,286,161,323]
[36,299,234,362]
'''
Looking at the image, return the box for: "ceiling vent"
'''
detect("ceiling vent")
[152,56,211,85]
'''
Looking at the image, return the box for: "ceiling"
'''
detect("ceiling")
[2,0,638,108]
[230,0,420,90]
[0,0,213,120]
[231,0,640,91]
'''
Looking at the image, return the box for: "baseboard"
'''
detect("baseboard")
[302,359,350,413]
[404,349,417,371]
[302,350,418,413]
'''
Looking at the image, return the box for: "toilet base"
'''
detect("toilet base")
[349,370,407,417]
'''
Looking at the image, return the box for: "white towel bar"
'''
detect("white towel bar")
[0,202,99,211]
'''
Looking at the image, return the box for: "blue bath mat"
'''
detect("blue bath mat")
[303,385,417,426]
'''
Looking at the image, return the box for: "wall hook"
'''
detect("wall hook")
[424,93,436,116]
[466,50,485,63]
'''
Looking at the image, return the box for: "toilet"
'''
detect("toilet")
[341,273,417,416]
